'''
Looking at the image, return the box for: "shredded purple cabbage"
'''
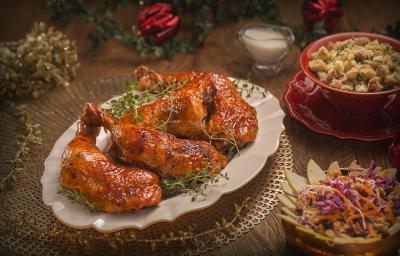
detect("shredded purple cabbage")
[294,162,399,238]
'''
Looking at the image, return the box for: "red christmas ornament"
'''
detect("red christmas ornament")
[138,3,180,45]
[389,134,400,174]
[303,0,343,32]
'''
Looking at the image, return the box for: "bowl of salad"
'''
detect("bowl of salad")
[300,32,400,115]
[279,159,400,255]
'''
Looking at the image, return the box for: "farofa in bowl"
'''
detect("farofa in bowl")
[308,36,400,93]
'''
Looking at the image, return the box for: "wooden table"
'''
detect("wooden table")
[1,0,399,255]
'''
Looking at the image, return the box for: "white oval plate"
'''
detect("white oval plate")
[42,78,285,232]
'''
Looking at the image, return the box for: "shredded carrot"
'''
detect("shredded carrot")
[367,222,378,237]
[298,167,399,239]
[359,196,379,213]
[318,213,341,221]
[331,188,352,212]
[305,207,318,212]
[347,210,378,222]
[353,183,384,204]
[308,194,316,200]
[384,201,396,224]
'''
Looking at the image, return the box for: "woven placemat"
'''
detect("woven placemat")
[0,75,292,255]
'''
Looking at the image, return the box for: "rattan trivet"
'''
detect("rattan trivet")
[0,75,291,255]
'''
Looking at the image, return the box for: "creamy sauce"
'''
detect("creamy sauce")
[242,28,287,64]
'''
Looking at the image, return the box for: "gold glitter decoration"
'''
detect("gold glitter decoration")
[0,22,79,98]
[0,75,291,255]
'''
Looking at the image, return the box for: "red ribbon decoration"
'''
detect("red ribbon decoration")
[138,3,180,45]
[303,0,343,32]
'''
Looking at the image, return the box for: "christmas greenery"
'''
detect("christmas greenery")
[45,0,283,58]
[382,20,400,41]
[294,21,328,49]
[294,20,400,50]
[45,1,400,58]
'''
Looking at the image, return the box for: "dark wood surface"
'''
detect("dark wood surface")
[1,0,399,255]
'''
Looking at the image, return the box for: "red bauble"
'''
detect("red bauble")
[303,0,343,32]
[389,134,400,172]
[138,3,180,45]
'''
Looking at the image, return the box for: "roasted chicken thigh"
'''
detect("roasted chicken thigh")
[122,66,258,151]
[83,103,228,177]
[60,67,259,213]
[60,118,162,213]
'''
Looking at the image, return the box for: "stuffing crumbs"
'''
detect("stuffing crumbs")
[308,36,400,92]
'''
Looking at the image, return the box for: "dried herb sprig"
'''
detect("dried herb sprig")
[153,95,179,131]
[0,104,42,191]
[0,22,79,98]
[1,197,250,252]
[58,187,97,212]
[202,127,240,159]
[109,80,148,118]
[161,166,229,201]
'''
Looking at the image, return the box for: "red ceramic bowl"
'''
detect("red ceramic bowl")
[300,32,400,115]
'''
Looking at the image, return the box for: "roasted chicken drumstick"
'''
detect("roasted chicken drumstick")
[60,117,162,213]
[83,103,228,178]
[122,66,258,151]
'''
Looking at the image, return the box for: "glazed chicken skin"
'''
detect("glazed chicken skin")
[122,66,258,151]
[125,77,208,138]
[123,68,210,138]
[60,118,162,213]
[84,103,228,177]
